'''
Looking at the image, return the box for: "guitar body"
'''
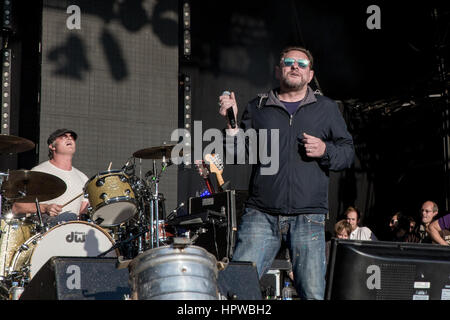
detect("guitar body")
[194,160,215,194]
[205,154,225,190]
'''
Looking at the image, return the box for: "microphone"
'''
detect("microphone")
[121,159,132,171]
[166,202,185,221]
[222,90,236,129]
[144,170,153,178]
[173,202,185,212]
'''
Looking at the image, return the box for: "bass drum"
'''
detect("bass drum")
[9,221,117,280]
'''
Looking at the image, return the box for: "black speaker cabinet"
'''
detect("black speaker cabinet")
[188,190,247,261]
[326,239,450,300]
[217,261,262,300]
[20,257,130,300]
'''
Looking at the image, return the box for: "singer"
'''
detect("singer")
[12,128,90,225]
[218,46,354,299]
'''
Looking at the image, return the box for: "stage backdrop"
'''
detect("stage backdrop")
[39,0,179,213]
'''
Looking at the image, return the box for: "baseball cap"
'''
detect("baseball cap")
[47,128,78,145]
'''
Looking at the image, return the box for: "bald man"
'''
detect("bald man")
[417,201,439,243]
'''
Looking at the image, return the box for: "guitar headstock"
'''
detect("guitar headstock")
[205,153,223,174]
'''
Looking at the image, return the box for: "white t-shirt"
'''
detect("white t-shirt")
[350,226,376,241]
[32,160,89,215]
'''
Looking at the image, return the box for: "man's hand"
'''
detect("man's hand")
[218,91,238,131]
[44,203,63,217]
[301,132,326,158]
[428,220,449,245]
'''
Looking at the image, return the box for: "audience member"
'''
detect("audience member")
[390,212,420,243]
[345,206,377,240]
[428,213,450,245]
[335,219,352,239]
[408,216,417,233]
[326,219,353,266]
[389,212,400,232]
[417,201,439,243]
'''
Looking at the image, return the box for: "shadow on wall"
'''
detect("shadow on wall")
[45,0,178,82]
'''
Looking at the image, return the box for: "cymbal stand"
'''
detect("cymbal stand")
[34,198,45,232]
[149,158,159,248]
[149,155,170,248]
[129,158,145,254]
[0,172,8,218]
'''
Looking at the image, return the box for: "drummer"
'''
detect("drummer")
[12,129,89,224]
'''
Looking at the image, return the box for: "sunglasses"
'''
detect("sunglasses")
[282,57,310,69]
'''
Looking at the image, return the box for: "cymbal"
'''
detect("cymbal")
[133,144,182,159]
[1,170,67,202]
[0,134,35,154]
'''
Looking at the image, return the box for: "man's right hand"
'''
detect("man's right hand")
[219,91,238,130]
[44,203,63,216]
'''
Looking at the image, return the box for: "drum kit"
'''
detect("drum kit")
[0,135,185,299]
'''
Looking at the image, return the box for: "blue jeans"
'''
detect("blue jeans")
[232,207,326,300]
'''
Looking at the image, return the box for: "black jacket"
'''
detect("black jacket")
[226,86,354,215]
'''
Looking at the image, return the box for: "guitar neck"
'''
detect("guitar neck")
[213,171,225,187]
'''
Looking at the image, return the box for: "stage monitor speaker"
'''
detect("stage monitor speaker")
[188,190,247,261]
[217,261,262,300]
[20,257,130,300]
[326,239,450,300]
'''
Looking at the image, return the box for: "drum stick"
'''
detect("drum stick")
[61,192,84,208]
[108,162,112,171]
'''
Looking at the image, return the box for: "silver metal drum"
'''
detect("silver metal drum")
[129,243,219,300]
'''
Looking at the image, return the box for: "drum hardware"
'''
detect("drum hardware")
[121,157,136,175]
[8,282,24,300]
[34,198,45,232]
[148,158,167,249]
[122,144,184,253]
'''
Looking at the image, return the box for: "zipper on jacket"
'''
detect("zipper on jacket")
[287,114,293,214]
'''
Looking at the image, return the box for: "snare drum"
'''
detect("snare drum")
[84,170,137,227]
[0,217,36,277]
[146,220,175,244]
[9,221,117,280]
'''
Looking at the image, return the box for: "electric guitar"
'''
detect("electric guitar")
[204,153,225,189]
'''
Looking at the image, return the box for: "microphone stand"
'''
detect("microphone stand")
[97,227,150,258]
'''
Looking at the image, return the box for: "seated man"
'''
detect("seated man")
[417,200,439,243]
[12,128,89,225]
[345,206,377,240]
